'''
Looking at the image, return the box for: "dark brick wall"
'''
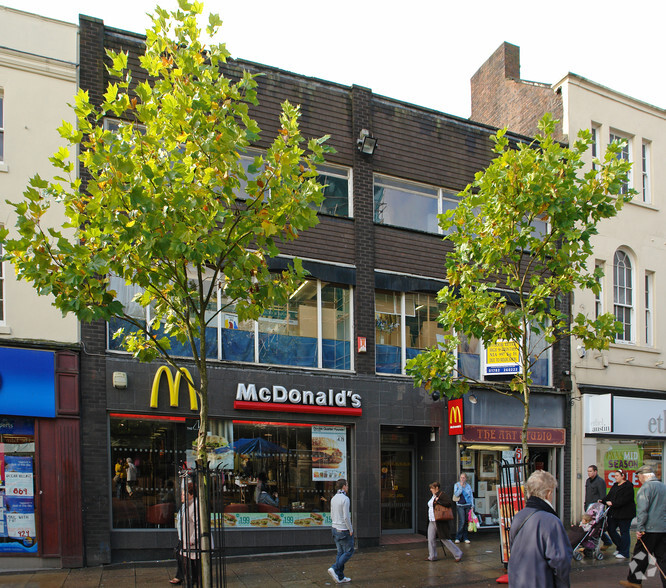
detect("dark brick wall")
[76,17,572,562]
[471,42,564,142]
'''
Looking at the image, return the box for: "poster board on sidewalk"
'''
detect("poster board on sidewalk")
[497,484,525,564]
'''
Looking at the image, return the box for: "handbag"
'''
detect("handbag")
[434,503,454,521]
[452,494,460,502]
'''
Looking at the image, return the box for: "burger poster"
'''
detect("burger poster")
[220,511,332,529]
[311,425,347,481]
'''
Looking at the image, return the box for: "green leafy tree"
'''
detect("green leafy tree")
[407,115,633,461]
[0,2,330,583]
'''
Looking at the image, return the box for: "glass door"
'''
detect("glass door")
[380,447,414,533]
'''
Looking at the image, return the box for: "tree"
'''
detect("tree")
[0,2,330,584]
[406,115,633,461]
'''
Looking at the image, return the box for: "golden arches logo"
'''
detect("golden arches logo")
[449,404,462,425]
[150,366,198,411]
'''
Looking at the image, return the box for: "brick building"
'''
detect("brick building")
[75,18,571,564]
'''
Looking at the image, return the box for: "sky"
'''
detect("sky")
[3,0,665,119]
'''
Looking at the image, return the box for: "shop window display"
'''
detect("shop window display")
[595,440,664,492]
[110,416,349,529]
[0,417,37,553]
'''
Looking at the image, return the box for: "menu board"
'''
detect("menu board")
[311,426,347,481]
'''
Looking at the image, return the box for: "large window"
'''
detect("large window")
[316,164,351,217]
[108,277,352,371]
[373,175,458,234]
[110,415,348,529]
[613,250,633,343]
[609,132,631,195]
[375,291,443,374]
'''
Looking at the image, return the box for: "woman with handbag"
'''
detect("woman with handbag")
[426,481,463,562]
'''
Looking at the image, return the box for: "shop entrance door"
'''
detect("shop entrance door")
[380,447,415,533]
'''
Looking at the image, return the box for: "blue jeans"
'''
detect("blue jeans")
[607,517,632,557]
[332,528,354,580]
[456,505,471,541]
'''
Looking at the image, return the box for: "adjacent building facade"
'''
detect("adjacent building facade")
[0,7,83,569]
[73,19,572,564]
[472,42,666,521]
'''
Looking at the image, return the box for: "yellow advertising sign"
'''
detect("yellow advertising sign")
[485,340,521,376]
[150,366,198,411]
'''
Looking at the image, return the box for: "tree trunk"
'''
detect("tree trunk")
[196,368,212,588]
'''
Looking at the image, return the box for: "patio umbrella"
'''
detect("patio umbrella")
[232,437,287,457]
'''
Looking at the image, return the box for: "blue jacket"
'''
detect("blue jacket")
[453,481,474,508]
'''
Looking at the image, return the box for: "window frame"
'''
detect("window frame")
[641,140,651,204]
[0,92,4,163]
[645,271,654,346]
[315,163,352,218]
[613,249,634,343]
[373,174,459,235]
[609,131,632,195]
[591,123,601,172]
[594,260,605,320]
[0,235,4,324]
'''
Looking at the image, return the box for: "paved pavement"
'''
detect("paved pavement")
[0,533,662,587]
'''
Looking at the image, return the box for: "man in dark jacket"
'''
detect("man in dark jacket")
[508,470,572,588]
[585,464,607,506]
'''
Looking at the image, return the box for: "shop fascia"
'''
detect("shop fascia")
[234,383,362,416]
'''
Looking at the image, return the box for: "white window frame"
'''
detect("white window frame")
[594,260,605,319]
[591,123,601,171]
[609,131,632,195]
[613,249,634,343]
[316,163,353,218]
[373,174,459,235]
[645,271,654,346]
[641,140,651,204]
[0,91,7,172]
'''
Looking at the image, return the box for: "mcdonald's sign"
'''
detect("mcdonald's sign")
[448,398,464,435]
[150,366,198,411]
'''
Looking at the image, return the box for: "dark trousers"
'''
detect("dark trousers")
[627,532,666,587]
[456,504,471,541]
[607,517,632,557]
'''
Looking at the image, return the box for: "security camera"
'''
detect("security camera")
[576,345,586,358]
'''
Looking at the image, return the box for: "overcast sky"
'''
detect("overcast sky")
[4,0,665,119]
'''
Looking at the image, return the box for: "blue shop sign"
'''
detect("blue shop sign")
[0,348,55,418]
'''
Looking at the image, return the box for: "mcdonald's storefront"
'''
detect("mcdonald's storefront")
[102,356,454,560]
[453,389,569,528]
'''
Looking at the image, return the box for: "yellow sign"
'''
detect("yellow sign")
[486,340,519,364]
[150,366,198,411]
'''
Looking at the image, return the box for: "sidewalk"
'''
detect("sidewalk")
[0,533,658,587]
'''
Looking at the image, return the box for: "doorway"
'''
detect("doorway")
[380,446,415,534]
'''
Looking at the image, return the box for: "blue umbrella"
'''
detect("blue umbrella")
[232,437,287,457]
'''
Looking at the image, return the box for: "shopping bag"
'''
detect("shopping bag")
[467,509,478,532]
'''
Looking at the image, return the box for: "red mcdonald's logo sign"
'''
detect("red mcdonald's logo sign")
[448,398,464,436]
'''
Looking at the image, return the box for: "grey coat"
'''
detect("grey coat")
[508,498,573,588]
[636,478,666,533]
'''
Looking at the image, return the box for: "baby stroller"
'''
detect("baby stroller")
[572,502,609,561]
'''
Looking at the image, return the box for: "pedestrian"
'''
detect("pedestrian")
[585,464,612,547]
[585,464,607,507]
[453,472,474,544]
[619,464,666,588]
[508,470,572,587]
[425,481,463,562]
[605,469,635,560]
[169,485,188,585]
[328,478,354,584]
[125,457,137,496]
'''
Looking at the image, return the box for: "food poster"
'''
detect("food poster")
[497,484,525,564]
[186,420,234,470]
[219,511,332,529]
[311,425,346,481]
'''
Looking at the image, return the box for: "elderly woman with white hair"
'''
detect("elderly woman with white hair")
[508,470,572,587]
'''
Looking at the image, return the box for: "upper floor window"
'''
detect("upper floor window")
[108,276,352,371]
[594,260,604,319]
[591,124,600,171]
[641,141,651,204]
[373,175,458,234]
[645,271,654,346]
[316,164,351,217]
[375,290,443,374]
[0,93,4,163]
[609,132,631,195]
[613,250,633,343]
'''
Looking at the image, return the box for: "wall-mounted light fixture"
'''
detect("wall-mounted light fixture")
[468,393,478,404]
[357,129,377,156]
[430,427,436,442]
[112,371,128,389]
